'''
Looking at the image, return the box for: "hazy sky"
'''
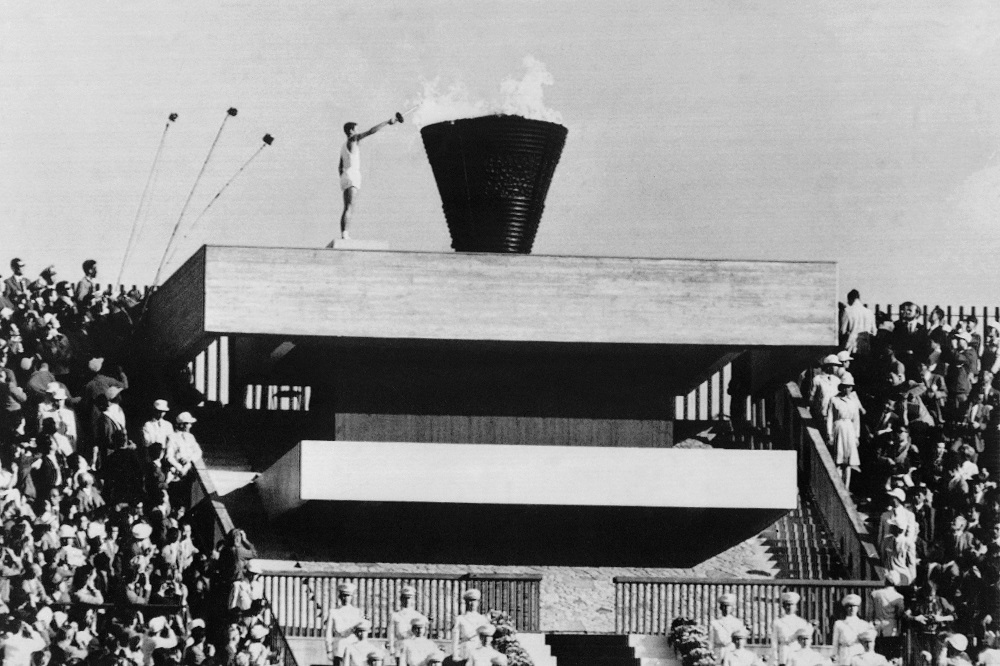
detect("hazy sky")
[2,1,999,305]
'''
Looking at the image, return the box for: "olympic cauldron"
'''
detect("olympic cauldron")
[420,115,568,254]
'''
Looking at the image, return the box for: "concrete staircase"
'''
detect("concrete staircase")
[628,635,678,666]
[760,492,847,579]
[519,634,557,666]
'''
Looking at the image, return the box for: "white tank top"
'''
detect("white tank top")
[341,140,361,184]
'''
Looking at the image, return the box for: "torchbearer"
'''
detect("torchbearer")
[453,589,489,664]
[326,582,365,666]
[772,592,812,666]
[337,112,404,242]
[389,585,428,659]
[710,593,745,659]
[722,627,763,666]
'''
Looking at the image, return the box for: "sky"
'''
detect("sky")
[2,1,1000,306]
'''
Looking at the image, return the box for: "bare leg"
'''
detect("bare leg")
[842,466,852,490]
[340,187,357,239]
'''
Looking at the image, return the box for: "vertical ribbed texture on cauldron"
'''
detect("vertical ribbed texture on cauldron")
[420,116,568,253]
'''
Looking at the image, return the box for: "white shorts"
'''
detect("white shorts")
[340,173,360,191]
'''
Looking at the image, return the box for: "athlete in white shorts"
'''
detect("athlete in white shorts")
[338,117,398,240]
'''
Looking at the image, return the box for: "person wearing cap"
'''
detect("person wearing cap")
[142,615,179,665]
[468,625,507,666]
[810,354,842,441]
[389,585,429,658]
[848,629,886,666]
[940,633,972,666]
[785,626,824,666]
[721,627,762,666]
[52,524,87,576]
[3,259,29,302]
[344,620,381,666]
[453,589,489,663]
[39,312,72,379]
[0,615,47,666]
[830,375,863,489]
[867,571,904,659]
[709,593,745,659]
[165,412,202,483]
[834,350,854,379]
[832,594,874,666]
[37,382,77,448]
[401,616,438,666]
[877,488,917,547]
[246,623,273,666]
[325,582,365,665]
[772,591,812,666]
[142,399,174,452]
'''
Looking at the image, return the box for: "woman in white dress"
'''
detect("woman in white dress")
[830,376,862,490]
[832,594,874,666]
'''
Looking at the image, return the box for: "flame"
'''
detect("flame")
[409,56,562,127]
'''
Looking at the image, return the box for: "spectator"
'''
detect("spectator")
[841,290,877,356]
[3,259,29,303]
[74,260,98,306]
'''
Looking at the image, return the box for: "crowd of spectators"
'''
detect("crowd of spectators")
[816,290,1000,666]
[0,257,278,666]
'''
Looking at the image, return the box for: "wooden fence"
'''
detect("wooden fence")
[260,571,541,639]
[614,577,883,644]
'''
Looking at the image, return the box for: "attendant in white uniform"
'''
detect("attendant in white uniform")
[401,617,438,666]
[772,592,812,666]
[453,589,489,663]
[165,412,202,481]
[849,629,887,666]
[325,582,365,665]
[710,594,746,660]
[467,625,507,666]
[344,620,382,666]
[722,627,763,666]
[868,572,904,660]
[389,585,428,659]
[142,400,174,452]
[833,594,874,666]
[787,627,825,666]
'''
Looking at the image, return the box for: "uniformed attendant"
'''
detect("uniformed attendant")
[786,627,825,666]
[389,585,429,659]
[325,582,365,665]
[467,625,507,666]
[940,633,973,666]
[849,629,887,666]
[453,589,489,663]
[772,592,812,666]
[721,627,763,666]
[344,620,381,666]
[832,594,874,666]
[401,617,438,666]
[710,594,746,659]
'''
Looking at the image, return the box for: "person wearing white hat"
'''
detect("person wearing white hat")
[940,633,970,666]
[325,582,364,665]
[344,620,381,666]
[772,592,812,666]
[142,615,179,665]
[877,488,917,548]
[786,627,824,666]
[389,585,429,659]
[848,629,886,666]
[468,625,507,666]
[830,375,863,490]
[977,631,1000,666]
[165,412,202,483]
[142,399,174,451]
[246,624,273,666]
[721,627,763,666]
[37,381,77,448]
[832,594,874,666]
[810,354,842,441]
[453,589,489,663]
[401,616,438,666]
[868,571,904,660]
[709,593,745,659]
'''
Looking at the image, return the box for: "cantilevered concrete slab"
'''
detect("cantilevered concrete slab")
[254,440,797,567]
[147,245,837,360]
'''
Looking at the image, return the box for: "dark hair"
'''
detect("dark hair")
[847,289,860,304]
[343,122,357,135]
[82,259,97,273]
[9,258,21,270]
[931,306,945,319]
[966,314,978,325]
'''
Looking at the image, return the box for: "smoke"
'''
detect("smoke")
[410,56,563,127]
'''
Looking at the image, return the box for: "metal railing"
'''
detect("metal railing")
[260,571,542,638]
[614,576,884,645]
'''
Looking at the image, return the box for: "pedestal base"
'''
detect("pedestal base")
[325,239,390,250]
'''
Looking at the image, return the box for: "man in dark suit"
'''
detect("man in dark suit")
[2,259,28,303]
[891,302,930,379]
